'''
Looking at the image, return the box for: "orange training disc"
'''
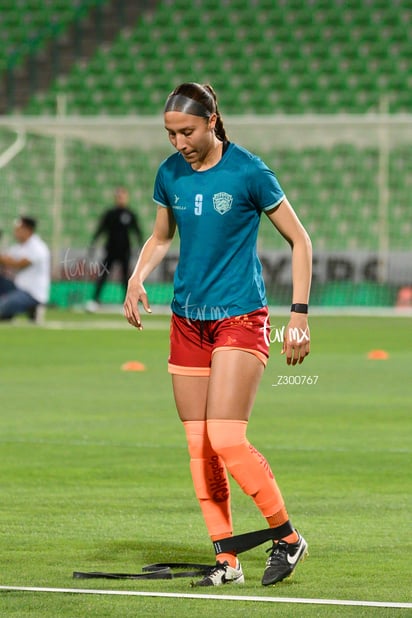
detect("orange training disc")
[367,349,389,360]
[121,361,146,371]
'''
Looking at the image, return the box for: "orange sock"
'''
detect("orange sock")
[211,531,237,568]
[214,551,238,568]
[267,511,299,544]
[207,419,286,518]
[183,421,233,540]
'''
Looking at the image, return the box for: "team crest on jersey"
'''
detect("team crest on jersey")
[213,192,233,215]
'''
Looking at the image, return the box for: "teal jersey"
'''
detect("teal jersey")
[153,142,285,320]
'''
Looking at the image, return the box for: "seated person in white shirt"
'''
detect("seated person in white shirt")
[0,216,50,321]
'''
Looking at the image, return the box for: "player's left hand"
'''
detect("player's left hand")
[282,314,310,365]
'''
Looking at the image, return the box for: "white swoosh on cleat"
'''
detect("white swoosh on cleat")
[287,546,305,566]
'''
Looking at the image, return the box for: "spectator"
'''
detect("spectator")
[0,216,50,321]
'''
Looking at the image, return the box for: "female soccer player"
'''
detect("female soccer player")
[124,82,312,587]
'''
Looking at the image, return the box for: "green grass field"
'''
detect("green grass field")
[0,311,411,617]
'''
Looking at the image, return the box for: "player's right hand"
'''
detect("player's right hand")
[123,281,151,330]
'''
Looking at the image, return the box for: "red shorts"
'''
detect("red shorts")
[168,307,270,376]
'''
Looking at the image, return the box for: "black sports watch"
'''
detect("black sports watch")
[290,303,308,314]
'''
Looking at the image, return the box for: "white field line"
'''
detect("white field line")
[3,305,412,331]
[0,586,411,608]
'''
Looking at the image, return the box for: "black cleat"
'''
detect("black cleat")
[261,533,308,586]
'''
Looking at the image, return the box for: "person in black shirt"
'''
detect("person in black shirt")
[87,187,143,311]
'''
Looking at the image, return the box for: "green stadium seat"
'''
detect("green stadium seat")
[1,0,409,267]
[46,0,409,115]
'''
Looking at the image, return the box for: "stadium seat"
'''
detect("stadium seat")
[0,0,410,263]
[19,0,411,116]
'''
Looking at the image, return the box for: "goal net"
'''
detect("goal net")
[0,112,411,309]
